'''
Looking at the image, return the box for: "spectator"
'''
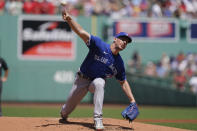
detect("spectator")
[191,0,197,18]
[127,51,141,73]
[49,0,61,14]
[0,0,5,15]
[15,0,23,15]
[139,0,149,17]
[163,4,173,17]
[23,0,34,14]
[68,1,81,16]
[179,1,187,14]
[6,0,23,15]
[131,0,142,17]
[144,61,157,77]
[156,62,168,78]
[169,55,178,73]
[32,0,41,14]
[185,63,194,78]
[189,72,197,94]
[161,53,170,72]
[1,0,197,18]
[82,0,93,16]
[173,70,187,91]
[151,1,162,17]
[40,0,55,15]
[108,0,123,19]
[183,0,196,18]
[178,58,188,72]
[173,8,182,18]
[176,51,185,64]
[5,0,13,14]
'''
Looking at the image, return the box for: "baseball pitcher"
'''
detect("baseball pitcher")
[60,9,139,130]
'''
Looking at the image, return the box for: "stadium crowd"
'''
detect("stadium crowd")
[0,0,197,18]
[128,51,197,94]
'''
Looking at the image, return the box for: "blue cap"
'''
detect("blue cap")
[115,32,132,43]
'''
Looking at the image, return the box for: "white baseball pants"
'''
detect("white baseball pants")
[61,73,105,118]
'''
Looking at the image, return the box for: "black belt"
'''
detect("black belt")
[77,72,94,81]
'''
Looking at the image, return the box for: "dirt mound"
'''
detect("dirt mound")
[0,117,191,131]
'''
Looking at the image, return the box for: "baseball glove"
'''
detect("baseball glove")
[121,102,139,122]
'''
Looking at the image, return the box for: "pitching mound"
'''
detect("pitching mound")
[0,117,190,131]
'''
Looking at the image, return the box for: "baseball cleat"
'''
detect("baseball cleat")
[59,114,68,124]
[94,118,104,130]
[59,117,68,124]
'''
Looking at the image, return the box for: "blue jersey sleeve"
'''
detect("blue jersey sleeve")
[115,68,126,81]
[87,35,102,50]
[115,59,126,81]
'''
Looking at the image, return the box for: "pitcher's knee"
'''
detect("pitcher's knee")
[93,78,105,88]
[89,78,105,93]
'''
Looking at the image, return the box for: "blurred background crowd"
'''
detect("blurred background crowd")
[127,51,197,94]
[0,0,197,19]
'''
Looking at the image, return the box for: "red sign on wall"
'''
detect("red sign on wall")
[18,15,76,60]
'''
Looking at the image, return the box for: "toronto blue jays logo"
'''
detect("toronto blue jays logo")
[109,64,117,75]
[94,55,108,64]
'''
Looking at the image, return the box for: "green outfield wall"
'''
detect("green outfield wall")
[0,15,92,102]
[0,14,197,105]
[104,74,197,106]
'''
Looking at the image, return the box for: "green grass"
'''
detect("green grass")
[138,106,197,119]
[3,106,59,117]
[2,105,197,130]
[147,122,197,131]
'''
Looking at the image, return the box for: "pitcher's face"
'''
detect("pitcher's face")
[114,37,129,51]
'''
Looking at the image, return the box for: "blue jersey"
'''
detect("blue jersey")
[80,35,126,81]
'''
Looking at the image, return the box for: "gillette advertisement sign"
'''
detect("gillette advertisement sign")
[18,15,76,60]
[113,18,179,42]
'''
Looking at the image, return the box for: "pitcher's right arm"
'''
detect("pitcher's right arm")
[62,9,90,45]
